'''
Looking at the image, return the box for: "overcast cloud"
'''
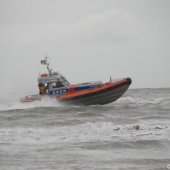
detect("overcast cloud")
[0,0,170,98]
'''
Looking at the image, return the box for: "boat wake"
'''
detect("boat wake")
[0,97,62,112]
[0,91,170,112]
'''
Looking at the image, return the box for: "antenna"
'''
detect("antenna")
[110,76,112,82]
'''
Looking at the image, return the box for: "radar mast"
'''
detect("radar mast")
[41,57,52,75]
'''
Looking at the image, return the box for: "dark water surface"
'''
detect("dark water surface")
[0,89,170,170]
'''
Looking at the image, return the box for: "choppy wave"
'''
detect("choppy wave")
[0,122,169,145]
[0,88,170,170]
[117,96,170,104]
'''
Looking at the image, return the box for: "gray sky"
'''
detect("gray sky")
[0,0,170,97]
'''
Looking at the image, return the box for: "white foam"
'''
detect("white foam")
[0,97,62,111]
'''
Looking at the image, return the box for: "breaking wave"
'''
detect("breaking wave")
[0,122,169,145]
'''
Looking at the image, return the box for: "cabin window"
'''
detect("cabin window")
[52,82,64,88]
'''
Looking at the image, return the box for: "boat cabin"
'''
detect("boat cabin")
[38,57,103,96]
[38,72,70,96]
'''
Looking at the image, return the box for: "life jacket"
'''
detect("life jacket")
[39,86,46,95]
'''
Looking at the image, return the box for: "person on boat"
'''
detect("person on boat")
[38,83,47,95]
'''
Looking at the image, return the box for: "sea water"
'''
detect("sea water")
[0,88,170,170]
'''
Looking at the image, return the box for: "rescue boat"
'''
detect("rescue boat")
[20,57,132,105]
